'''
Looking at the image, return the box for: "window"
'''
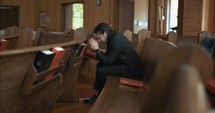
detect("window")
[166,0,178,33]
[72,3,83,29]
[64,3,84,30]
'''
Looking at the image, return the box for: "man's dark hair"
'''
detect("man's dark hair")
[93,23,114,37]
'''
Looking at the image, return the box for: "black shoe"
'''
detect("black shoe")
[83,95,98,104]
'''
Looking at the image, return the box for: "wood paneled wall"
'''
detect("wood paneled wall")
[1,0,214,34]
[84,0,118,32]
[148,0,167,36]
[202,0,215,32]
[1,0,118,32]
[177,0,203,36]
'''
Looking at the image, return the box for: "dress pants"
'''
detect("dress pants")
[94,63,123,94]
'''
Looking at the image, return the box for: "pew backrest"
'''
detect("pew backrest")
[140,38,177,82]
[37,31,74,45]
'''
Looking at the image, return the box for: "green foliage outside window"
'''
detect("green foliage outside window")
[72,3,83,29]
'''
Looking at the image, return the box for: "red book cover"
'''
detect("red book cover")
[0,38,9,50]
[85,50,96,59]
[207,76,215,95]
[119,77,146,88]
[45,47,66,80]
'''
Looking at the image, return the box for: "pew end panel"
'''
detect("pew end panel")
[21,62,63,95]
[57,43,87,103]
[89,76,145,113]
[18,74,62,113]
[0,52,36,112]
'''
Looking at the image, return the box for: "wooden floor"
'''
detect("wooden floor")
[53,58,97,113]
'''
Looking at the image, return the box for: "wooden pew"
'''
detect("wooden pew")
[198,31,213,44]
[73,27,89,41]
[18,27,34,48]
[123,29,133,42]
[22,27,91,103]
[0,38,86,113]
[141,45,214,113]
[31,27,89,103]
[89,37,176,113]
[64,28,74,34]
[32,27,44,46]
[154,31,177,45]
[135,29,151,57]
[167,31,177,44]
[2,26,20,49]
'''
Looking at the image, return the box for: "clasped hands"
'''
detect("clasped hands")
[88,38,99,50]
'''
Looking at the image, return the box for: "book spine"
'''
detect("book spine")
[119,78,144,88]
[85,50,96,59]
[0,39,9,50]
[207,76,215,95]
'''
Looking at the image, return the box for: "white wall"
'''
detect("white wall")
[134,0,148,34]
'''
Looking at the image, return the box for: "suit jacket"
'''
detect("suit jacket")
[96,31,143,80]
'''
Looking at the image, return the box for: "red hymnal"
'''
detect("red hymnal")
[207,76,215,95]
[45,47,66,80]
[85,50,96,59]
[119,77,145,88]
[0,38,9,50]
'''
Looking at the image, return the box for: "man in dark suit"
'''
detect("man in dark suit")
[84,22,143,104]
